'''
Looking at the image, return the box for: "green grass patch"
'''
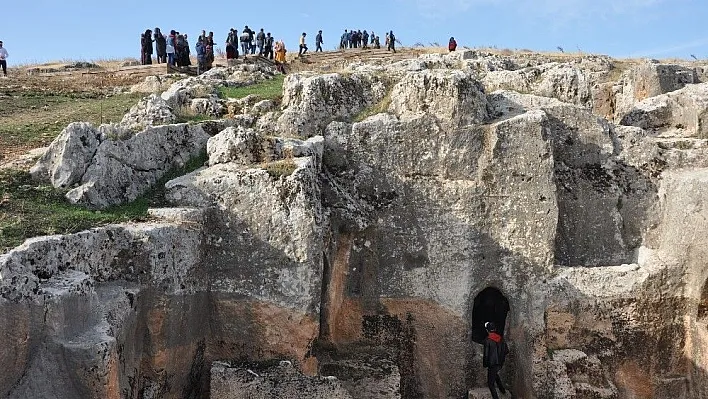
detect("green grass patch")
[0,92,143,154]
[263,158,297,178]
[218,74,285,101]
[353,90,393,123]
[0,150,207,254]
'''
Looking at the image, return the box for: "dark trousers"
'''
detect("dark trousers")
[316,42,322,52]
[388,42,396,53]
[487,366,506,399]
[1,60,7,75]
[264,46,273,59]
[299,44,308,55]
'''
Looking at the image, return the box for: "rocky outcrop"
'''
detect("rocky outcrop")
[9,50,708,399]
[65,123,209,209]
[388,69,488,127]
[120,94,176,130]
[619,82,708,138]
[277,72,387,137]
[29,122,103,188]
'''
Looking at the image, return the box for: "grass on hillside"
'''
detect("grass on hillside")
[263,158,297,178]
[0,92,143,159]
[0,151,207,254]
[218,74,285,101]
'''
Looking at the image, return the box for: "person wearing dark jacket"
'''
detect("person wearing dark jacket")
[483,322,509,399]
[154,28,167,63]
[141,29,153,64]
[449,37,457,52]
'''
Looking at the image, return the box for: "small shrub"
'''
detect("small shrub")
[174,105,212,123]
[354,89,394,122]
[263,159,297,178]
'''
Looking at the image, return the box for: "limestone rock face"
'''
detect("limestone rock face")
[482,63,596,108]
[120,94,176,130]
[614,62,698,118]
[619,82,708,138]
[388,69,489,127]
[29,122,103,188]
[9,51,708,399]
[277,72,387,137]
[66,123,210,209]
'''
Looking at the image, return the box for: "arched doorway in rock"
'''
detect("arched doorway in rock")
[471,287,510,344]
[699,278,708,321]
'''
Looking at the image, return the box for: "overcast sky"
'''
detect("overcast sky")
[2,0,705,64]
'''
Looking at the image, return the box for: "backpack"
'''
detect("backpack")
[240,33,250,42]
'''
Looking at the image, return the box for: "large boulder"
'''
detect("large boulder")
[65,123,210,209]
[388,69,489,127]
[277,72,387,137]
[482,63,596,108]
[30,122,103,188]
[207,126,268,166]
[619,82,708,138]
[613,62,699,119]
[120,94,176,130]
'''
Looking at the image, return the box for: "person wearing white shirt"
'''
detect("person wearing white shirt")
[0,41,8,77]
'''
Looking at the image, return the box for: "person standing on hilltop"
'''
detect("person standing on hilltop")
[257,28,266,56]
[449,37,457,52]
[482,321,510,399]
[315,30,323,52]
[0,41,8,77]
[142,29,153,65]
[299,32,308,56]
[264,33,274,60]
[240,27,251,59]
[387,30,396,53]
[166,30,176,66]
[154,28,167,63]
[362,30,369,49]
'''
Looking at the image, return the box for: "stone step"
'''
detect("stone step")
[467,387,495,399]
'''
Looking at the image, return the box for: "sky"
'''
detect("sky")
[2,0,707,65]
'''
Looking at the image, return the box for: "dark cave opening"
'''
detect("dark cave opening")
[471,287,510,344]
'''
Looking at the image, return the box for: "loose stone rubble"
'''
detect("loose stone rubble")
[7,49,708,398]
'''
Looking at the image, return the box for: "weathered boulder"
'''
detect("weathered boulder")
[207,127,268,166]
[129,75,177,94]
[190,95,225,117]
[277,72,387,137]
[66,123,209,209]
[388,69,489,127]
[29,122,102,188]
[120,94,176,130]
[482,63,595,108]
[619,82,708,138]
[613,62,699,120]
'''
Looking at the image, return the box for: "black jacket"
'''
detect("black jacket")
[483,332,509,368]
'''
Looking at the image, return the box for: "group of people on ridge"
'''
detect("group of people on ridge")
[140,28,196,69]
[138,26,403,75]
[338,29,395,52]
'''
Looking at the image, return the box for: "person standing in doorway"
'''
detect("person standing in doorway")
[0,41,8,77]
[315,30,323,52]
[483,322,509,399]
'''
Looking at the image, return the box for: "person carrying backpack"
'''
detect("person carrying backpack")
[483,322,510,399]
[449,37,457,52]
